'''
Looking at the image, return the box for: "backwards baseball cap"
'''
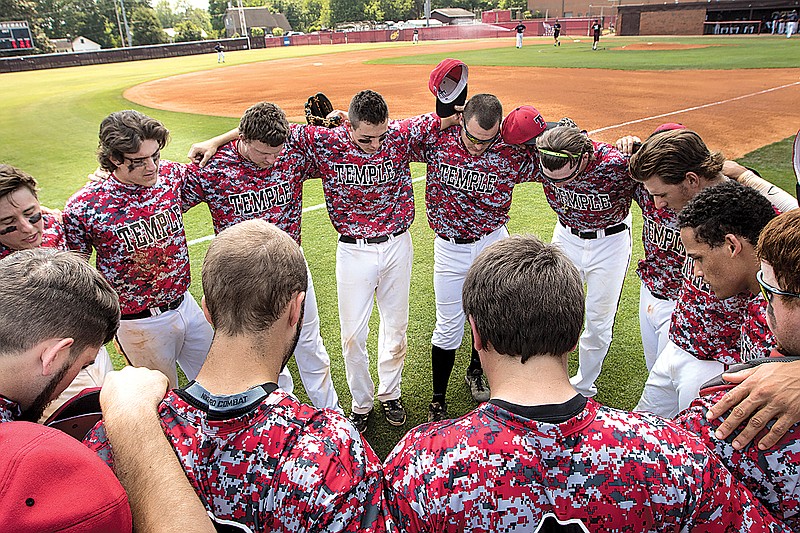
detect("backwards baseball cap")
[0,422,132,533]
[651,122,685,135]
[501,106,548,145]
[429,59,469,118]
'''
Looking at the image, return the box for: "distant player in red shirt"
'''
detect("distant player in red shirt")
[383,234,784,531]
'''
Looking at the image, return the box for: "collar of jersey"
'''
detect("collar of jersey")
[177,381,279,421]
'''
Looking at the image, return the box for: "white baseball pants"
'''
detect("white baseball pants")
[39,346,114,422]
[639,282,677,372]
[516,33,524,48]
[116,292,213,388]
[337,232,412,414]
[432,226,509,350]
[635,340,724,417]
[553,217,632,397]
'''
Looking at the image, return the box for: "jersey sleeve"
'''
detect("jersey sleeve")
[180,163,207,212]
[83,420,116,471]
[63,195,94,256]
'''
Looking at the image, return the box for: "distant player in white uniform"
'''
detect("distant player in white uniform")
[514,22,526,48]
[64,110,213,388]
[181,102,340,410]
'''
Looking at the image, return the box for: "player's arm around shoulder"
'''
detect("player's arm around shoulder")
[62,184,100,255]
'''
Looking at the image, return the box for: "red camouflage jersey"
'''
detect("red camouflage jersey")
[63,162,190,315]
[677,356,800,529]
[669,257,748,364]
[182,126,316,245]
[413,125,538,239]
[538,141,637,231]
[0,212,66,259]
[0,395,21,422]
[298,116,439,239]
[740,294,776,361]
[633,185,684,301]
[384,397,785,532]
[85,384,388,532]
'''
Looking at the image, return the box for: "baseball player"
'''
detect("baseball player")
[64,110,213,388]
[0,164,115,421]
[553,19,561,46]
[214,42,224,63]
[182,102,340,411]
[591,20,601,49]
[384,235,784,531]
[514,22,526,48]
[531,124,637,398]
[86,220,387,532]
[415,96,539,421]
[676,209,800,529]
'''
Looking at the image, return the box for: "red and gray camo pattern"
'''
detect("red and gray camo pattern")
[538,141,637,231]
[413,124,538,239]
[0,396,20,423]
[0,212,65,260]
[86,389,389,532]
[299,116,439,239]
[740,295,776,361]
[677,379,800,529]
[63,161,190,315]
[669,256,748,364]
[384,399,785,532]
[182,126,314,244]
[633,186,684,301]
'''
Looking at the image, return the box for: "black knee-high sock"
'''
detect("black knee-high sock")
[431,345,456,403]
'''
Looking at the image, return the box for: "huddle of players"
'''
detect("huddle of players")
[3,60,800,529]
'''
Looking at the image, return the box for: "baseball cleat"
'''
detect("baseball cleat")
[381,399,407,426]
[348,409,371,433]
[465,369,490,402]
[428,401,448,422]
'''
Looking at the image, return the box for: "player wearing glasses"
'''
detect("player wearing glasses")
[64,110,213,388]
[534,125,638,398]
[413,95,540,421]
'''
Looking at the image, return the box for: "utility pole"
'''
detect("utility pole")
[118,0,132,47]
[237,0,250,49]
[424,0,431,27]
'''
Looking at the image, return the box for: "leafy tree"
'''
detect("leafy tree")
[176,5,212,35]
[364,0,383,21]
[2,0,56,52]
[329,0,365,24]
[174,18,203,41]
[153,0,177,29]
[129,5,167,44]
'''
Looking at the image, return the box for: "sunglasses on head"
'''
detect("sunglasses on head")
[0,212,43,236]
[538,149,585,183]
[122,149,161,169]
[757,269,800,305]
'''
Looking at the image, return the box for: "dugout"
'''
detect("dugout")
[618,0,800,35]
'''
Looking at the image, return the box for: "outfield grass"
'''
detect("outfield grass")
[0,37,797,458]
[374,35,800,70]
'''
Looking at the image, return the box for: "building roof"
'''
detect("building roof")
[432,8,476,18]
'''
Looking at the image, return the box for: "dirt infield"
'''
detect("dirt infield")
[126,39,800,158]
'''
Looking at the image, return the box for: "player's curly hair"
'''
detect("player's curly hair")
[463,94,502,131]
[678,180,775,248]
[97,110,170,172]
[629,129,724,184]
[758,210,800,303]
[348,90,389,128]
[536,126,594,171]
[0,164,39,201]
[239,102,289,147]
[463,234,584,363]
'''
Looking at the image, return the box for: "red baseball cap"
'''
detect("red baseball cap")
[652,122,685,135]
[501,106,548,145]
[428,58,469,104]
[0,422,132,532]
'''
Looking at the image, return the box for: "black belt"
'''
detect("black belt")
[121,294,184,320]
[437,233,482,244]
[570,222,627,240]
[338,231,404,245]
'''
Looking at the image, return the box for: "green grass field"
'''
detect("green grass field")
[0,36,797,458]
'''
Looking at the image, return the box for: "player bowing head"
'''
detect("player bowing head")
[535,125,594,185]
[237,102,289,169]
[347,90,389,154]
[98,110,169,188]
[459,94,502,157]
[0,165,44,252]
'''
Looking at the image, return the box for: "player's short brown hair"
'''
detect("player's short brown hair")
[757,210,800,307]
[629,129,724,184]
[97,110,170,172]
[536,126,594,171]
[462,234,584,363]
[239,102,289,147]
[463,94,502,131]
[348,90,388,129]
[0,249,120,359]
[202,220,308,336]
[0,165,39,201]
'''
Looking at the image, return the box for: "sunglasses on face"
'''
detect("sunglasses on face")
[462,123,499,146]
[122,149,161,169]
[0,212,42,236]
[757,269,800,304]
[538,149,585,183]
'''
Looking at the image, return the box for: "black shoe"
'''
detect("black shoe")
[381,399,406,426]
[428,401,448,422]
[349,410,371,433]
[465,369,490,402]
